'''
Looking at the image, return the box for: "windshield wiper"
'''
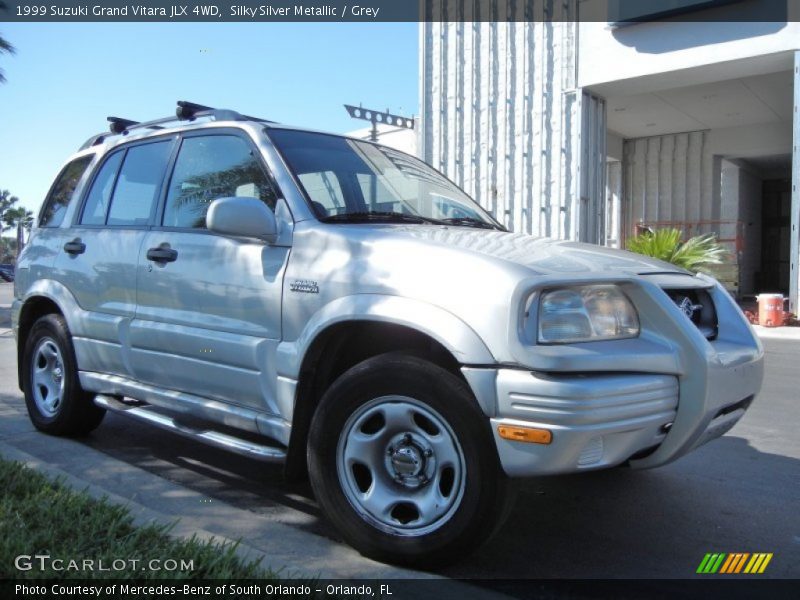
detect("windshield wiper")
[440,217,501,230]
[320,211,445,225]
[320,211,503,230]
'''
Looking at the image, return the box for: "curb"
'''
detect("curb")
[752,325,800,340]
[0,434,427,581]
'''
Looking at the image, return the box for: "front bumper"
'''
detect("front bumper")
[463,276,764,477]
[488,370,680,475]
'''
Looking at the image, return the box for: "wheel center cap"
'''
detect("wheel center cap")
[390,445,423,477]
[52,367,63,382]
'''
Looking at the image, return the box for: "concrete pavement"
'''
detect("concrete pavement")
[1,282,798,582]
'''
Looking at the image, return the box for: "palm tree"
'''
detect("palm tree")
[171,161,274,227]
[3,206,34,234]
[0,189,19,213]
[0,1,15,84]
[0,189,20,232]
[3,206,33,257]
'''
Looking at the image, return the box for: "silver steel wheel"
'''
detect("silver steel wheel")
[31,337,66,418]
[336,395,466,537]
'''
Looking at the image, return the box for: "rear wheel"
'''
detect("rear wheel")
[308,353,514,566]
[22,314,105,436]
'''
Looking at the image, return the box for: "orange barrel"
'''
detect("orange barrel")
[757,293,784,327]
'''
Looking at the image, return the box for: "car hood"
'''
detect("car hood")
[385,226,691,277]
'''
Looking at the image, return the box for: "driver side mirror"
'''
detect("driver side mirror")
[206,197,277,242]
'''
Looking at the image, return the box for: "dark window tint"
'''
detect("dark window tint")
[163,135,277,229]
[107,141,171,226]
[39,156,93,227]
[80,151,123,225]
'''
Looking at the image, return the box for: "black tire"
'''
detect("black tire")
[22,314,105,436]
[308,353,515,567]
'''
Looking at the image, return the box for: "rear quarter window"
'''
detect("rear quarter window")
[80,151,124,225]
[39,155,94,228]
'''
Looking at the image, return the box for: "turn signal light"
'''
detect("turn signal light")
[497,425,552,445]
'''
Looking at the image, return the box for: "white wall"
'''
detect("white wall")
[579,2,800,93]
[622,131,716,228]
[607,132,623,161]
[605,160,622,247]
[421,18,585,238]
[707,122,793,159]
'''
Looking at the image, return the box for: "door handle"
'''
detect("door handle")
[63,239,86,255]
[146,246,178,263]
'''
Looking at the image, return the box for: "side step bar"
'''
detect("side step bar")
[94,395,287,463]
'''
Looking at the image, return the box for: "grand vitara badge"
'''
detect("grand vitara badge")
[290,280,319,294]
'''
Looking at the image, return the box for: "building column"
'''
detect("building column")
[791,50,800,313]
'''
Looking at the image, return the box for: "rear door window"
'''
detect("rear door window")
[106,141,172,226]
[39,155,93,227]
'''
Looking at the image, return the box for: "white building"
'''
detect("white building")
[420,0,800,310]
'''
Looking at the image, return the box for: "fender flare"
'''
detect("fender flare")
[16,279,86,334]
[14,279,87,390]
[277,294,496,380]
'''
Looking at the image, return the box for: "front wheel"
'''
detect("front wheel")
[308,354,514,567]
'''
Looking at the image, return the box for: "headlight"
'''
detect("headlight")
[536,285,639,344]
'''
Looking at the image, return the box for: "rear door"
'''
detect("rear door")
[131,130,290,414]
[29,154,95,284]
[53,138,175,377]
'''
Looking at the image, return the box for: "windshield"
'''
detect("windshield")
[267,129,503,229]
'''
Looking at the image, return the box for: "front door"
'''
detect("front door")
[131,132,289,414]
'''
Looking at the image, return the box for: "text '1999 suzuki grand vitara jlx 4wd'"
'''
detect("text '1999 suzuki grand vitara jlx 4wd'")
[13,101,764,566]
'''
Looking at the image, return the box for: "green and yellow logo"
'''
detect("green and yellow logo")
[697,552,773,574]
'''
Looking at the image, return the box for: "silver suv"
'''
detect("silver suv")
[13,101,764,566]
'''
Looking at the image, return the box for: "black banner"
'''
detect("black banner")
[2,579,800,600]
[0,0,797,22]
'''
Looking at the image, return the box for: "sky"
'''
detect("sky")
[0,22,419,214]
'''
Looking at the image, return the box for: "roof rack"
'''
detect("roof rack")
[107,117,140,134]
[79,100,277,150]
[175,100,276,125]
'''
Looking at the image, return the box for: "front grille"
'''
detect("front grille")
[662,288,718,340]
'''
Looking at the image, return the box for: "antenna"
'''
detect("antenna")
[344,104,414,142]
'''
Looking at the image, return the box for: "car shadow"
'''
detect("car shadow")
[444,435,798,579]
[79,417,798,580]
[81,412,339,540]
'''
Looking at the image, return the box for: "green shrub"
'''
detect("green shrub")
[626,228,726,273]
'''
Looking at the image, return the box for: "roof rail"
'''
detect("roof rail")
[78,101,277,151]
[78,133,107,151]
